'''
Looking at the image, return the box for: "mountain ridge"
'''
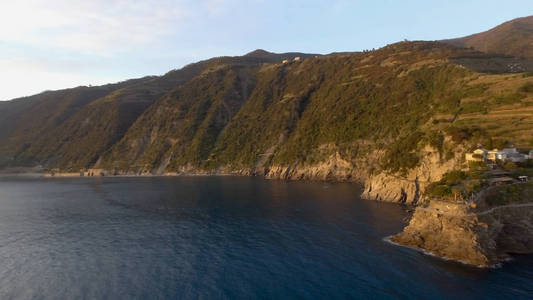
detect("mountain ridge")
[441,16,533,59]
[2,18,533,206]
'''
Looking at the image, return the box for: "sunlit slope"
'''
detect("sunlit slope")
[99,42,533,176]
[443,16,533,59]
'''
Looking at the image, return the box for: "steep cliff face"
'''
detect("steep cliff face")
[362,144,465,204]
[264,152,363,182]
[390,188,533,267]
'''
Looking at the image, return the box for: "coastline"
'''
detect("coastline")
[388,190,533,267]
[5,169,533,268]
[383,235,503,268]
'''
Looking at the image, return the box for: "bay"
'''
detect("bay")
[0,176,531,299]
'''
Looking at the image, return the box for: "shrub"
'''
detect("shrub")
[442,170,467,186]
[382,131,424,174]
[491,139,511,149]
[468,161,486,170]
[461,100,487,114]
[503,161,517,170]
[494,93,525,105]
[519,82,533,93]
[445,126,488,144]
[425,183,452,197]
[426,130,444,153]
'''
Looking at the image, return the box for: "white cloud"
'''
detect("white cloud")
[0,59,119,100]
[0,0,189,55]
[0,0,254,99]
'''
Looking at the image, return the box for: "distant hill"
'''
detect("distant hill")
[442,16,533,59]
[244,49,319,61]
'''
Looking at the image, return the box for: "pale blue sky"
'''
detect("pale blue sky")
[1,0,533,100]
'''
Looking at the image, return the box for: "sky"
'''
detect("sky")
[1,0,533,100]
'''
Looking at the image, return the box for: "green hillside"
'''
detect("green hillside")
[94,41,533,177]
[2,18,533,183]
[0,51,312,169]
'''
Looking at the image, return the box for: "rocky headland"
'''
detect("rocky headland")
[390,184,533,267]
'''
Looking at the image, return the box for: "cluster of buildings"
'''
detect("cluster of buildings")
[282,57,301,64]
[465,147,533,164]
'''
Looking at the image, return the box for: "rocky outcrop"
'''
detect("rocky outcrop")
[390,200,500,266]
[362,145,463,204]
[390,196,533,267]
[264,152,365,182]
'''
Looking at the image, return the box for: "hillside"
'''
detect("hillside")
[99,42,475,177]
[0,51,312,170]
[442,16,533,59]
[0,78,152,167]
[3,23,533,203]
[90,42,533,205]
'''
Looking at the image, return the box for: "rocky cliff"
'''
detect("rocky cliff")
[390,185,533,267]
[362,144,464,204]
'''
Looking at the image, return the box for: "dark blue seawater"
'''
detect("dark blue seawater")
[0,176,532,299]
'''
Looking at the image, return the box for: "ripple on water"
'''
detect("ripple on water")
[0,176,531,299]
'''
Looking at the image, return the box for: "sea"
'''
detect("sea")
[0,176,531,299]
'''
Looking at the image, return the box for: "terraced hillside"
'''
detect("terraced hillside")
[452,74,533,147]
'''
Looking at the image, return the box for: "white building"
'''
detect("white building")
[465,148,488,162]
[503,148,529,163]
[468,147,532,164]
[487,149,504,162]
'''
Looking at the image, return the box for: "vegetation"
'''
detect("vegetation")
[2,37,533,178]
[425,170,486,201]
[520,82,533,93]
[485,182,533,206]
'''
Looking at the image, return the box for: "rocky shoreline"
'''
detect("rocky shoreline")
[389,191,533,267]
[18,164,533,267]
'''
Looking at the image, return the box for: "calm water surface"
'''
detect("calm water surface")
[0,176,532,299]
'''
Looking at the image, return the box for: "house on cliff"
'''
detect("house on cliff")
[487,149,505,162]
[502,148,529,163]
[466,147,532,164]
[465,148,488,162]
